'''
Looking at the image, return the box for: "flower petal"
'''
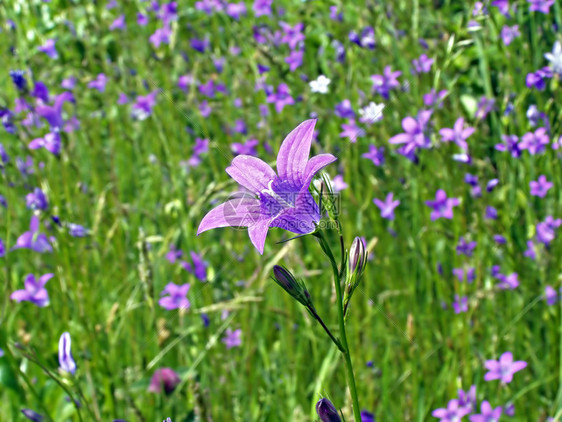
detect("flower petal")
[226,156,276,195]
[276,119,316,187]
[197,196,262,234]
[301,153,337,188]
[248,219,271,254]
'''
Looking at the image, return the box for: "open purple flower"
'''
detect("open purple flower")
[412,54,434,74]
[520,128,549,154]
[38,39,58,59]
[266,83,295,113]
[469,401,502,422]
[495,134,521,157]
[362,145,385,167]
[425,190,460,221]
[528,0,554,13]
[158,282,191,310]
[222,328,242,349]
[439,118,474,150]
[530,175,553,197]
[10,273,54,307]
[12,216,52,253]
[36,91,74,131]
[373,193,400,220]
[197,120,336,254]
[58,332,77,375]
[29,133,61,155]
[484,351,526,383]
[88,73,108,93]
[371,66,401,99]
[432,399,471,421]
[389,110,432,155]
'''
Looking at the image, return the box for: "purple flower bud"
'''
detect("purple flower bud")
[349,237,367,275]
[58,332,77,375]
[148,368,181,394]
[21,409,44,422]
[272,265,312,307]
[10,70,27,92]
[316,398,342,422]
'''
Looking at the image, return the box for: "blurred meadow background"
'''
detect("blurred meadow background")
[1,0,562,420]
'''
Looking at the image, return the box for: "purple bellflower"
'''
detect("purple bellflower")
[425,190,460,220]
[222,328,242,348]
[159,282,191,310]
[10,273,54,307]
[439,118,474,150]
[484,351,526,383]
[432,399,471,421]
[35,91,74,131]
[389,110,433,155]
[29,133,61,155]
[530,175,553,197]
[149,368,180,394]
[38,39,58,59]
[371,66,401,99]
[12,216,52,253]
[469,401,502,422]
[197,120,336,254]
[373,193,400,220]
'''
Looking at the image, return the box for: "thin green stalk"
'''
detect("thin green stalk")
[315,231,361,422]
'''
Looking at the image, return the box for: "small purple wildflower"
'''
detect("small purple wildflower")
[12,216,52,253]
[232,138,259,156]
[527,0,554,14]
[137,13,149,25]
[266,83,295,113]
[21,409,44,422]
[362,145,385,167]
[423,89,447,108]
[285,49,303,71]
[529,175,553,197]
[150,25,172,47]
[68,223,88,237]
[484,351,526,383]
[109,15,126,30]
[545,285,557,305]
[439,118,474,150]
[26,188,48,211]
[29,133,61,155]
[456,236,476,257]
[432,399,471,421]
[520,128,549,154]
[131,90,159,120]
[452,295,468,313]
[10,273,54,307]
[360,410,375,422]
[373,193,400,220]
[222,328,242,349]
[371,66,401,99]
[495,134,521,157]
[412,54,434,74]
[38,39,58,59]
[280,22,305,49]
[536,216,561,245]
[88,74,108,92]
[159,282,191,310]
[524,240,537,260]
[475,96,495,119]
[497,272,519,289]
[425,190,460,220]
[469,401,502,422]
[334,100,355,119]
[253,0,272,17]
[501,25,520,45]
[340,119,365,142]
[389,110,433,155]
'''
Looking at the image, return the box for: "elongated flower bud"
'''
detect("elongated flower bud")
[344,237,368,318]
[272,265,313,309]
[348,237,367,276]
[316,398,342,422]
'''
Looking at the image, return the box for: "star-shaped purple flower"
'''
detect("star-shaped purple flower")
[362,145,385,167]
[529,175,553,197]
[158,282,191,310]
[425,189,460,221]
[197,120,336,254]
[484,351,527,383]
[469,401,502,422]
[373,193,400,220]
[10,273,54,307]
[439,117,475,150]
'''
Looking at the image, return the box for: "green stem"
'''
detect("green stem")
[315,231,361,422]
